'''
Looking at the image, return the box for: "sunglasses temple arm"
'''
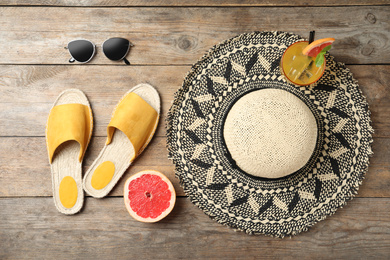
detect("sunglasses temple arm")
[123,57,130,65]
[64,46,75,63]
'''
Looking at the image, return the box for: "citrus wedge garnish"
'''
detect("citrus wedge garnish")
[302,37,335,57]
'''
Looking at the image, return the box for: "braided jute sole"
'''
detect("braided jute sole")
[46,89,93,215]
[83,83,160,198]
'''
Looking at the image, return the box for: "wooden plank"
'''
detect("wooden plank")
[0,7,389,65]
[0,136,388,198]
[1,197,389,259]
[1,0,389,7]
[0,136,182,197]
[0,65,186,138]
[349,65,390,138]
[1,65,389,137]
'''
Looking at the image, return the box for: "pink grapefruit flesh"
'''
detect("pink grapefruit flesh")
[124,170,176,223]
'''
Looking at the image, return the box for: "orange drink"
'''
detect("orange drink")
[280,41,325,86]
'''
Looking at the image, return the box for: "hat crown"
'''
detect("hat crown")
[223,88,318,179]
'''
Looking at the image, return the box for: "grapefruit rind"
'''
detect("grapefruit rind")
[302,38,335,57]
[124,170,176,223]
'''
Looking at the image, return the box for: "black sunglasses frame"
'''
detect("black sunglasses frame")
[65,38,133,65]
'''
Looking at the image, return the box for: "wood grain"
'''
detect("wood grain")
[0,6,389,65]
[1,135,389,198]
[1,2,389,259]
[1,197,389,259]
[1,0,389,7]
[1,65,389,137]
[0,136,181,196]
[0,65,186,138]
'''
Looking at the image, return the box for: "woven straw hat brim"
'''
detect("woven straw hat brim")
[167,31,373,237]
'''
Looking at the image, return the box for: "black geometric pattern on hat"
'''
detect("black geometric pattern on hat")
[184,129,203,144]
[205,76,216,96]
[288,192,300,213]
[329,107,349,119]
[246,52,258,74]
[314,178,322,200]
[315,83,337,92]
[329,157,341,178]
[206,183,229,190]
[258,197,274,215]
[225,60,232,82]
[190,99,205,118]
[270,58,281,72]
[191,158,212,169]
[230,194,249,207]
[333,132,351,150]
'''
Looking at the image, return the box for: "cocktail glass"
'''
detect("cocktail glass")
[280,41,326,86]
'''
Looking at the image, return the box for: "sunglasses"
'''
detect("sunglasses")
[65,38,133,65]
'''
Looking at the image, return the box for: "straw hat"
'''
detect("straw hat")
[167,31,373,237]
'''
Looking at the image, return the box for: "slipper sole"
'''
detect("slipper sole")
[46,89,93,214]
[83,83,160,198]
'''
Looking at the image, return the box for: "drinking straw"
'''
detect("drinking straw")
[309,31,315,44]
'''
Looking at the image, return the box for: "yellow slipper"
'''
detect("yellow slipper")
[46,89,93,214]
[83,83,160,198]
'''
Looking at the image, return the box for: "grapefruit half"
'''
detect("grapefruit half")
[124,170,176,223]
[302,37,335,57]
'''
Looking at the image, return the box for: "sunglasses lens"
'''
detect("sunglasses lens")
[68,40,95,63]
[103,38,130,61]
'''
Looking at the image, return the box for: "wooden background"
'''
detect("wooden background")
[1,1,390,259]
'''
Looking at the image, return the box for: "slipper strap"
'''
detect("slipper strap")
[46,103,92,164]
[106,93,158,161]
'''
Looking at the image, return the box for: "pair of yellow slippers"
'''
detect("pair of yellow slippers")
[46,84,160,214]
